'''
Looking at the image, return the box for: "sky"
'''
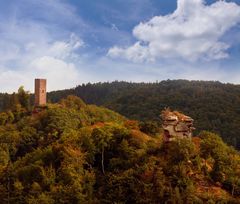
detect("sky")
[0,0,240,93]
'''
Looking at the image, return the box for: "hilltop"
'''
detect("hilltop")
[0,95,240,203]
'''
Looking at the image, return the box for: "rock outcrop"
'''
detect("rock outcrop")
[161,109,195,142]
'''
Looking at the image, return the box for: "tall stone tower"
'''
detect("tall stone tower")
[35,79,47,106]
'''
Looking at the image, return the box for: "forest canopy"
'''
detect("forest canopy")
[1,80,240,150]
[0,92,240,203]
[46,80,240,149]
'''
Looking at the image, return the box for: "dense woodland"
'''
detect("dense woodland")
[0,89,240,203]
[46,80,240,149]
[1,80,240,150]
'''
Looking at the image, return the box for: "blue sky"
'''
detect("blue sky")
[0,0,240,92]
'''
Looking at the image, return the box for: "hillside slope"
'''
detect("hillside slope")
[0,96,240,203]
[46,80,240,149]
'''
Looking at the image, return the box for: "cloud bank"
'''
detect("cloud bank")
[0,0,86,93]
[108,0,240,62]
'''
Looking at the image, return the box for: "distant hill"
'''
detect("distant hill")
[46,80,240,149]
[0,95,240,203]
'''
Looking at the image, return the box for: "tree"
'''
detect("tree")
[0,112,8,126]
[18,86,30,110]
[92,127,113,174]
[9,92,19,110]
[139,121,160,136]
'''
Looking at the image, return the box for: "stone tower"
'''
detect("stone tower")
[35,79,47,106]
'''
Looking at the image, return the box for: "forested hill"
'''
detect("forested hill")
[1,80,240,148]
[1,95,240,203]
[47,80,240,149]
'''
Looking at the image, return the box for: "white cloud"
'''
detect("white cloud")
[108,0,240,62]
[29,56,81,90]
[24,33,84,61]
[111,24,119,31]
[0,29,85,93]
[108,42,151,63]
[0,34,84,93]
[47,33,84,59]
[0,0,86,93]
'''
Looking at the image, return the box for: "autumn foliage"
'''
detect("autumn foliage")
[0,92,240,203]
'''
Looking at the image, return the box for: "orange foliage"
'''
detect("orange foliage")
[192,137,201,153]
[124,120,139,130]
[90,122,105,129]
[130,130,152,142]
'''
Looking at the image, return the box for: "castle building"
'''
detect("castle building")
[35,79,47,106]
[161,109,195,142]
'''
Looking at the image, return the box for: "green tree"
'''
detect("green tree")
[92,127,113,174]
[18,86,30,110]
